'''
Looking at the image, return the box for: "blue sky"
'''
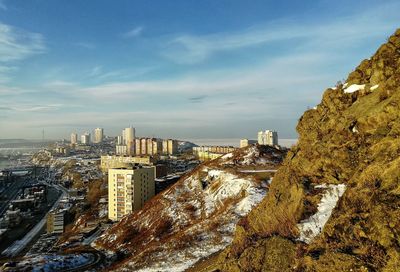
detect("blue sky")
[0,0,399,140]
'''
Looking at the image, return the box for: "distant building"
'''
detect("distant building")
[167,139,178,155]
[117,136,123,145]
[47,210,66,234]
[152,139,162,155]
[193,146,237,161]
[55,146,70,156]
[257,130,278,146]
[140,138,147,155]
[100,155,154,172]
[123,127,135,155]
[81,132,91,145]
[94,128,104,143]
[135,138,141,155]
[146,138,154,155]
[116,145,128,155]
[70,133,78,144]
[108,165,155,221]
[162,139,168,154]
[240,139,257,148]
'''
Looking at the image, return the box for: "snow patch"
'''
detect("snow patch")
[297,184,346,244]
[221,153,233,159]
[370,84,379,91]
[343,84,365,94]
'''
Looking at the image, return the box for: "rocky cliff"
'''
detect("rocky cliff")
[216,29,400,272]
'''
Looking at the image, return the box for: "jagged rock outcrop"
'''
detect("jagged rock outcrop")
[216,29,400,271]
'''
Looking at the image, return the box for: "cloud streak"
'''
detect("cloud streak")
[161,2,400,64]
[123,26,143,38]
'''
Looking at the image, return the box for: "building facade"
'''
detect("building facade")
[81,132,91,145]
[192,146,237,161]
[108,166,155,221]
[70,133,78,144]
[257,130,278,146]
[240,139,257,148]
[167,139,178,155]
[47,210,66,234]
[116,145,128,155]
[100,155,154,172]
[94,128,104,143]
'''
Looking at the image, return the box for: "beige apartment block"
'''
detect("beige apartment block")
[167,139,178,155]
[108,166,155,221]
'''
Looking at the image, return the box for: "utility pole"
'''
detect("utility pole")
[42,129,45,142]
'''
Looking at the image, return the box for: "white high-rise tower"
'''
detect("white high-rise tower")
[94,128,104,143]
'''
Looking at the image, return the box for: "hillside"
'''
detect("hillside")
[94,145,286,271]
[213,29,400,271]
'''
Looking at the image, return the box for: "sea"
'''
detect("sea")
[185,138,298,148]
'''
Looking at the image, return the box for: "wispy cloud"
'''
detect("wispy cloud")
[74,42,95,49]
[123,26,143,38]
[162,3,399,64]
[89,65,103,77]
[0,0,7,10]
[0,22,45,82]
[0,103,62,112]
[0,22,45,62]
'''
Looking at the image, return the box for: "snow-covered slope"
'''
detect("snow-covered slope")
[94,145,285,271]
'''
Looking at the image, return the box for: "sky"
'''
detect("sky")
[0,0,399,140]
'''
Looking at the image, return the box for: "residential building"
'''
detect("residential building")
[108,165,155,221]
[167,139,178,155]
[117,136,123,145]
[240,139,257,148]
[162,139,168,154]
[47,210,66,234]
[122,126,135,155]
[147,138,154,155]
[94,128,104,143]
[140,138,147,155]
[116,145,128,155]
[192,146,237,161]
[152,139,162,155]
[81,132,91,145]
[70,133,78,144]
[257,130,278,146]
[135,138,141,155]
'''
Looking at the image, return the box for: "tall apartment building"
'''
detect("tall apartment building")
[152,139,162,155]
[70,133,78,144]
[122,127,135,155]
[117,136,123,145]
[162,139,168,154]
[140,138,147,155]
[146,138,153,155]
[135,138,141,155]
[94,128,104,143]
[81,132,91,145]
[167,139,178,155]
[257,130,278,146]
[108,165,155,221]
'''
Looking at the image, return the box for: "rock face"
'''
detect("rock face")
[94,145,286,271]
[217,29,400,271]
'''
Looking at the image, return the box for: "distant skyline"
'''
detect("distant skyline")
[0,0,399,139]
